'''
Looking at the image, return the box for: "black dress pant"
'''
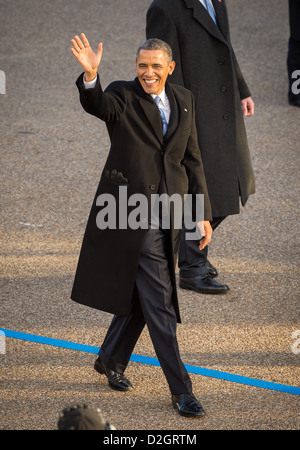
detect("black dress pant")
[99,228,192,395]
[178,216,226,277]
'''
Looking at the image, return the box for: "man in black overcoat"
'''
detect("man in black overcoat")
[146,0,256,294]
[70,34,213,416]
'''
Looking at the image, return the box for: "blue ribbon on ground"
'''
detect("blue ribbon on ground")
[1,328,299,396]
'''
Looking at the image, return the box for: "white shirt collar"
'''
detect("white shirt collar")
[151,88,167,107]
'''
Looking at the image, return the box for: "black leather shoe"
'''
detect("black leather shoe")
[94,357,133,391]
[207,261,218,278]
[172,393,205,417]
[179,274,229,294]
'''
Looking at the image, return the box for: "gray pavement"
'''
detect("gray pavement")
[0,0,299,431]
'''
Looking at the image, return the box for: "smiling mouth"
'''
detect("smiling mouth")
[143,79,158,85]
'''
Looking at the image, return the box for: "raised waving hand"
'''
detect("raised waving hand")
[71,33,103,81]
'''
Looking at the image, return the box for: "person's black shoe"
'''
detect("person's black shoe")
[179,274,229,294]
[288,98,300,107]
[172,393,206,417]
[94,357,133,391]
[207,261,218,278]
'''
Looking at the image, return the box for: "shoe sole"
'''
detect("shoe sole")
[108,382,133,392]
[172,402,205,417]
[94,361,133,391]
[179,281,229,295]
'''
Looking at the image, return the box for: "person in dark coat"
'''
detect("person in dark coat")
[288,0,300,106]
[146,0,256,294]
[70,34,213,416]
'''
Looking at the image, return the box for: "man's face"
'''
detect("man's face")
[136,49,175,95]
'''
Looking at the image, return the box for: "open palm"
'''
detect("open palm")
[71,33,103,77]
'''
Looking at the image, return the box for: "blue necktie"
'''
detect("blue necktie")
[203,0,217,25]
[155,96,168,136]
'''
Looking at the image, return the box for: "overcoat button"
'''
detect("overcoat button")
[220,86,227,93]
[223,113,229,120]
[149,185,156,190]
[218,58,225,65]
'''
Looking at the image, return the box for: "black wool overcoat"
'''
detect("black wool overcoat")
[146,0,256,217]
[71,74,212,322]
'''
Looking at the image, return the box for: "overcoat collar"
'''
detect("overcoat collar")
[183,0,229,45]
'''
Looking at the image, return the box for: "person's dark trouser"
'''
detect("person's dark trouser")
[178,216,226,278]
[99,228,192,395]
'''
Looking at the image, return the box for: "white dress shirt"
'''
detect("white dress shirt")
[83,76,97,89]
[151,89,171,124]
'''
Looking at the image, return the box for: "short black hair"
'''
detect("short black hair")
[136,38,173,62]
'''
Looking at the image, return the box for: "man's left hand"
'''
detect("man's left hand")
[241,97,255,117]
[198,221,213,250]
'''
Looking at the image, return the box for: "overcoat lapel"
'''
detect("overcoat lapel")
[211,0,229,41]
[184,0,229,46]
[132,79,190,153]
[138,97,164,145]
[133,78,164,145]
[164,82,178,140]
[163,82,190,155]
